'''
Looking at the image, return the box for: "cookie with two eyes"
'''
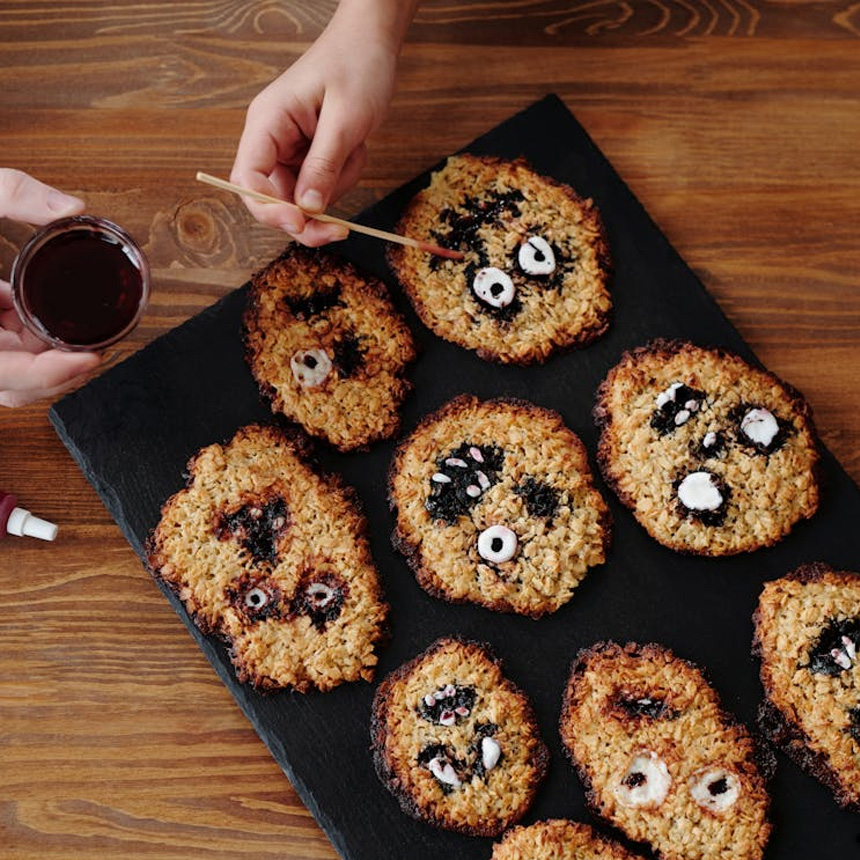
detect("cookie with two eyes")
[243,246,416,451]
[560,642,773,860]
[594,339,821,555]
[387,154,611,365]
[370,636,549,836]
[388,394,611,619]
[753,562,860,812]
[491,819,647,860]
[146,424,388,692]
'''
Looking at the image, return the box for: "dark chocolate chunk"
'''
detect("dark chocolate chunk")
[806,617,860,676]
[515,476,560,520]
[622,771,647,788]
[215,497,289,565]
[425,443,505,524]
[284,284,345,319]
[651,384,705,435]
[616,695,678,721]
[332,332,365,378]
[418,685,477,725]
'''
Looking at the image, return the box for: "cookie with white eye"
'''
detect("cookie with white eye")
[389,394,611,618]
[370,636,548,836]
[754,562,860,812]
[594,338,821,555]
[387,153,611,364]
[560,642,773,860]
[492,818,647,860]
[243,246,416,451]
[146,424,388,692]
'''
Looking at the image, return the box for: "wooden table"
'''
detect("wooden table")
[1,3,858,858]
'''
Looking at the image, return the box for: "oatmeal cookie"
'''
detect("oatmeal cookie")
[594,339,820,555]
[370,636,548,836]
[492,818,646,860]
[754,562,860,811]
[389,394,611,618]
[560,642,773,860]
[146,424,388,692]
[244,246,416,451]
[387,154,611,365]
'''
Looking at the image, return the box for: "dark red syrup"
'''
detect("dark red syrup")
[22,230,144,346]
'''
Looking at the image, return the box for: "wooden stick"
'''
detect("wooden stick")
[196,172,464,260]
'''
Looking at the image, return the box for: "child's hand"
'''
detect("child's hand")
[0,169,100,407]
[230,0,417,246]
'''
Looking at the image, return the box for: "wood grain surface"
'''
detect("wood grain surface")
[1,2,858,858]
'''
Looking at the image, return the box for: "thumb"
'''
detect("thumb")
[0,169,85,225]
[294,103,366,215]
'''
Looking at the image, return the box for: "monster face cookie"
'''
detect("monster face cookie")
[244,246,416,451]
[560,642,772,860]
[370,636,548,836]
[387,154,611,365]
[492,819,646,860]
[146,425,388,692]
[389,395,611,618]
[594,339,820,555]
[754,562,860,811]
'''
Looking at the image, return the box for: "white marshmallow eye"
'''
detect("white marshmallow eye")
[472,267,515,309]
[740,407,779,450]
[306,582,336,609]
[290,348,332,388]
[238,581,281,621]
[689,767,740,814]
[518,236,556,276]
[677,471,724,512]
[244,587,271,611]
[477,525,518,563]
[614,752,671,808]
[427,756,461,788]
[481,737,501,772]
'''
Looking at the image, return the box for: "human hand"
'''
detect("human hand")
[231,0,417,246]
[0,169,101,407]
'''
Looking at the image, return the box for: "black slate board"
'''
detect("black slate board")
[51,95,860,859]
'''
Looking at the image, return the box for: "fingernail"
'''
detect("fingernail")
[279,219,302,235]
[298,189,324,213]
[47,190,84,215]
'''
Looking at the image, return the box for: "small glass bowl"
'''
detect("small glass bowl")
[11,215,151,351]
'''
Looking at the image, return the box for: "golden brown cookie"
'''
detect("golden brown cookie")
[560,642,773,860]
[594,339,820,555]
[244,246,416,451]
[754,562,860,811]
[370,636,548,836]
[146,424,388,692]
[492,819,646,860]
[387,154,611,365]
[389,395,611,618]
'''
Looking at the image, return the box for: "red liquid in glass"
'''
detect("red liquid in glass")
[22,230,144,346]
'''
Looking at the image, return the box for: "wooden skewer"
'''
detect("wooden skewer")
[196,172,464,261]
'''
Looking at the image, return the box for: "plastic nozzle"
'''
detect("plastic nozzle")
[5,506,58,541]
